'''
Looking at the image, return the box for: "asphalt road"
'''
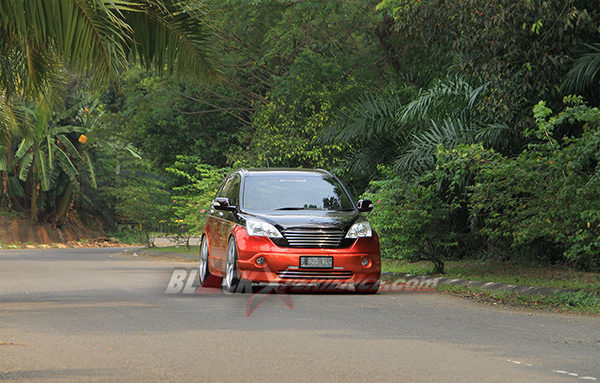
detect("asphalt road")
[1,248,598,382]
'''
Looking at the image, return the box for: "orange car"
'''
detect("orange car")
[198,168,381,293]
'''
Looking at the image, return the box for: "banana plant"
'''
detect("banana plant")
[8,102,96,223]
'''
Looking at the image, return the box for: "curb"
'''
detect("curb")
[381,272,593,297]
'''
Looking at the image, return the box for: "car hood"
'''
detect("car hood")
[240,210,361,230]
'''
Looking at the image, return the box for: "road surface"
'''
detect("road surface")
[1,248,598,382]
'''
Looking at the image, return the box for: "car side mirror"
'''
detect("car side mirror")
[357,199,374,212]
[213,197,237,212]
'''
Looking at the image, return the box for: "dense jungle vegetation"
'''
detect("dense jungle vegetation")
[1,0,600,272]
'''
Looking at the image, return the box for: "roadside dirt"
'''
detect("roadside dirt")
[0,215,119,248]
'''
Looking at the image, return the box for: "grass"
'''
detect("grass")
[383,259,600,291]
[144,245,200,254]
[383,258,600,314]
[107,230,147,245]
[439,284,600,314]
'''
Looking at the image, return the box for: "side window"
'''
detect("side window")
[226,175,241,206]
[216,176,235,199]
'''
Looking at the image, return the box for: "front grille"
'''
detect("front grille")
[276,270,353,280]
[282,228,344,248]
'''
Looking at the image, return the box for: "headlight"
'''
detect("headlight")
[246,219,282,238]
[346,221,372,238]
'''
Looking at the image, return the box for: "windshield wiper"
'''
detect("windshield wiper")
[274,207,307,211]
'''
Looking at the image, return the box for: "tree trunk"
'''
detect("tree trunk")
[0,171,7,208]
[432,259,445,275]
[31,181,39,223]
[56,181,74,226]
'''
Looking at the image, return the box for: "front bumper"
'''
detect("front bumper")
[234,228,381,285]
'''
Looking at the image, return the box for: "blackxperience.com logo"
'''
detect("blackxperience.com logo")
[165,268,438,318]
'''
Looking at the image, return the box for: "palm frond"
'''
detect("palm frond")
[401,75,487,124]
[562,43,600,94]
[124,0,219,82]
[0,96,33,141]
[397,69,436,89]
[0,96,15,143]
[394,118,475,177]
[50,0,131,88]
[1,0,114,99]
[0,0,218,102]
[339,134,403,178]
[323,92,406,143]
[475,122,521,153]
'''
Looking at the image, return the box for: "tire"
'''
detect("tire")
[199,235,221,288]
[222,236,251,294]
[354,279,380,294]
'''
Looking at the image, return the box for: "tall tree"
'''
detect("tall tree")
[0,0,218,223]
[0,0,218,135]
[376,0,600,130]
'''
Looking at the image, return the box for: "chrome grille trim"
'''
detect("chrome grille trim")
[282,228,344,248]
[276,270,353,280]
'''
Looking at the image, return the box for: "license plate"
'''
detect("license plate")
[299,256,333,269]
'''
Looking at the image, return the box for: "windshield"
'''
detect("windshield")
[242,174,355,211]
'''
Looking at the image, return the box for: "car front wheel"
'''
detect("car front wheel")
[223,236,251,293]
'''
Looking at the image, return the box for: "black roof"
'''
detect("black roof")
[238,168,332,177]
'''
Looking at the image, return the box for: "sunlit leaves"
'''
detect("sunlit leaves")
[0,0,218,103]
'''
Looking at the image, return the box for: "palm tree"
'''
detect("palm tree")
[0,0,218,220]
[0,0,218,135]
[561,43,600,96]
[324,75,514,179]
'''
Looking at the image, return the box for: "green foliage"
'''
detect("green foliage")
[437,97,600,270]
[104,158,173,247]
[247,52,354,168]
[377,0,600,129]
[548,290,600,312]
[165,157,231,238]
[363,168,461,273]
[211,0,384,168]
[107,229,147,246]
[101,68,240,171]
[0,0,217,103]
[0,98,98,224]
[562,43,600,102]
[325,75,516,186]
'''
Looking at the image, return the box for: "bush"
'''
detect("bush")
[166,157,231,241]
[438,97,600,270]
[107,229,147,245]
[363,167,461,273]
